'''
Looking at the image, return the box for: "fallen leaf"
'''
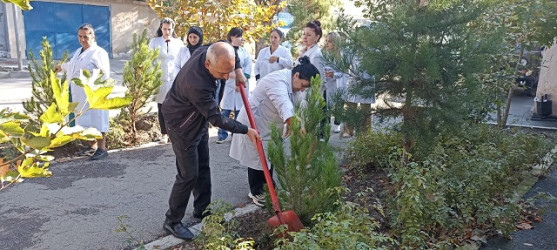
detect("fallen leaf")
[516,223,533,230]
[533,216,543,222]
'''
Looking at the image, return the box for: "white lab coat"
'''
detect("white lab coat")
[61,44,110,132]
[220,47,252,111]
[173,46,191,80]
[230,69,295,170]
[294,44,325,104]
[148,37,184,103]
[254,45,293,80]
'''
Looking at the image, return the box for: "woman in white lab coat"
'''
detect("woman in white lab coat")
[217,28,253,143]
[56,23,110,160]
[254,29,293,82]
[173,26,203,76]
[297,20,326,138]
[229,56,320,207]
[148,18,184,143]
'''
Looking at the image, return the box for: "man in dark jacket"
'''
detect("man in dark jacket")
[162,42,259,240]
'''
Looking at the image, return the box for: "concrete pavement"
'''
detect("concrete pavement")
[0,125,350,250]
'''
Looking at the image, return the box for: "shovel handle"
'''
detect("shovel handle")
[238,82,283,214]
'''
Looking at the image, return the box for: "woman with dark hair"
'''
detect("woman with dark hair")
[297,20,324,81]
[149,17,184,144]
[217,27,253,143]
[254,29,293,82]
[296,20,326,139]
[56,23,110,160]
[173,26,204,75]
[229,56,319,207]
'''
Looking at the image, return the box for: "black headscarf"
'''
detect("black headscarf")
[187,26,203,55]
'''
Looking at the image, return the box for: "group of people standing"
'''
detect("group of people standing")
[57,17,373,241]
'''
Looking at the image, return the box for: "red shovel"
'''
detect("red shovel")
[238,82,304,232]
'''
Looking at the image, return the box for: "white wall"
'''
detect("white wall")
[535,41,557,115]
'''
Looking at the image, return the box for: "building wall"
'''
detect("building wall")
[0,3,8,57]
[2,0,160,59]
[535,41,557,115]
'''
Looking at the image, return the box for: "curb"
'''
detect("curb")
[512,144,557,202]
[139,204,262,250]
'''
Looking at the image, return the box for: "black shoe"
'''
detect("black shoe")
[163,221,194,240]
[90,148,108,161]
[193,210,212,220]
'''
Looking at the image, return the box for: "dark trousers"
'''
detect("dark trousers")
[248,167,274,196]
[165,130,211,224]
[157,103,167,135]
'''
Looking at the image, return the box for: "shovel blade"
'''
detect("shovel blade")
[267,210,304,232]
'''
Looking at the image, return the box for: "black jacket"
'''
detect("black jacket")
[162,45,247,147]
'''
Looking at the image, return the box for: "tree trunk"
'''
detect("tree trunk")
[500,45,525,128]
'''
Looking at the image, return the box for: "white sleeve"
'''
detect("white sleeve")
[148,38,156,50]
[254,48,266,76]
[266,78,295,122]
[312,53,325,84]
[173,47,190,79]
[279,47,293,69]
[243,50,253,77]
[93,50,110,80]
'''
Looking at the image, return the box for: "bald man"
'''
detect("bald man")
[162,42,259,240]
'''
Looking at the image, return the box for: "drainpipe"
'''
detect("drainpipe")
[11,3,23,71]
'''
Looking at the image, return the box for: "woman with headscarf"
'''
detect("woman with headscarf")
[149,17,184,144]
[174,26,204,75]
[254,29,293,83]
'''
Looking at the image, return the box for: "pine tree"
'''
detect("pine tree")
[23,37,68,120]
[332,0,501,160]
[267,75,341,224]
[121,30,162,144]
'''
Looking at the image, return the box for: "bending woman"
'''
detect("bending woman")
[229,56,320,207]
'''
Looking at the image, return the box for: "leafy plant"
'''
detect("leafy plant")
[196,200,256,250]
[3,0,33,11]
[0,70,131,190]
[121,29,162,145]
[275,187,394,249]
[23,37,69,122]
[384,124,554,248]
[267,75,342,224]
[115,215,145,249]
[147,0,284,43]
[479,0,557,127]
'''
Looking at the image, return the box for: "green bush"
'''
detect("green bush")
[275,188,394,249]
[196,200,255,250]
[346,130,401,170]
[106,110,131,149]
[386,124,553,248]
